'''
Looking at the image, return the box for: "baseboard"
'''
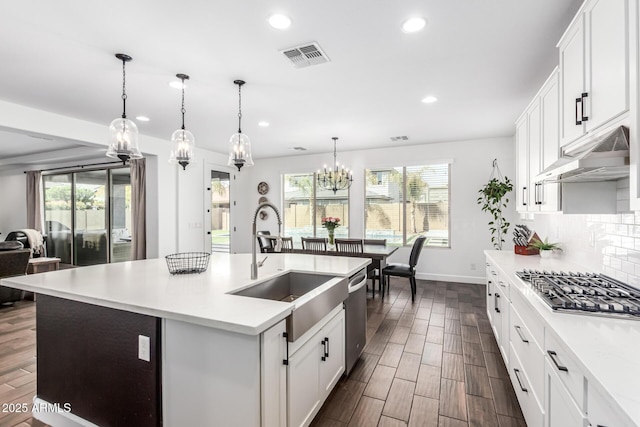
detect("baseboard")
[415,272,485,285]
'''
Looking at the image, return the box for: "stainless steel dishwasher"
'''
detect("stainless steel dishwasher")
[345,268,368,375]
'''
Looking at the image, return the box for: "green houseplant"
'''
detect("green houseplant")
[528,237,562,258]
[477,160,513,250]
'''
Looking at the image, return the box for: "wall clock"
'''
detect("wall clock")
[257,181,269,195]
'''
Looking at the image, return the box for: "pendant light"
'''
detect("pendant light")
[227,79,254,171]
[169,74,195,170]
[106,53,143,164]
[317,137,353,193]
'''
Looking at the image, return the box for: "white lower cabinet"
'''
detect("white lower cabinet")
[261,320,287,427]
[546,358,586,427]
[288,308,345,427]
[509,342,544,427]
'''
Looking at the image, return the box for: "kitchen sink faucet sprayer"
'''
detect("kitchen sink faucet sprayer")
[252,202,283,279]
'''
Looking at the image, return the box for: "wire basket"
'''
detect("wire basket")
[165,252,210,275]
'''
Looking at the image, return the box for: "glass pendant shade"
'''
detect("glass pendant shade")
[169,129,195,170]
[107,117,142,163]
[228,132,254,171]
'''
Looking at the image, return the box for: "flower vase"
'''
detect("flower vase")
[328,229,335,246]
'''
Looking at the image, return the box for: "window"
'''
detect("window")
[365,164,450,247]
[283,173,349,242]
[43,166,133,265]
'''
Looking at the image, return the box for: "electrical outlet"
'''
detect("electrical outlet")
[138,335,150,362]
[470,263,477,271]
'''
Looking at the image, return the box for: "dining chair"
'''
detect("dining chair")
[301,237,328,252]
[256,231,273,253]
[335,238,364,253]
[280,237,294,252]
[363,239,387,295]
[381,236,426,302]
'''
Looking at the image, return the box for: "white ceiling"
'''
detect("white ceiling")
[0,0,582,164]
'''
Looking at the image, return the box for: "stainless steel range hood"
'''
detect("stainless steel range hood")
[535,126,629,183]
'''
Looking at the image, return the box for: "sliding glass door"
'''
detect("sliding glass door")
[43,167,131,265]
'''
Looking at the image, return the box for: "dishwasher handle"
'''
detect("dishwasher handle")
[348,270,368,293]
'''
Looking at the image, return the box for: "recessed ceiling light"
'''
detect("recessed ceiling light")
[258,121,270,127]
[402,17,427,33]
[169,80,185,89]
[421,95,438,104]
[268,14,292,30]
[136,116,150,122]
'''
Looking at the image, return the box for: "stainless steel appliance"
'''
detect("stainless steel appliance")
[516,270,640,318]
[345,268,367,375]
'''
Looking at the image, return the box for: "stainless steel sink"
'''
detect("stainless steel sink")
[233,272,348,341]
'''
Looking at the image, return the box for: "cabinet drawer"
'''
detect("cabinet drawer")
[510,304,544,400]
[495,270,510,301]
[545,331,585,410]
[510,287,544,348]
[509,342,544,427]
[588,381,635,427]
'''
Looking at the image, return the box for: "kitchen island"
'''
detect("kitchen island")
[1,253,370,427]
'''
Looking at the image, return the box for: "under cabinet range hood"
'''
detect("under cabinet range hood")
[536,126,629,183]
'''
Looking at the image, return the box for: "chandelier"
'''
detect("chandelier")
[317,137,353,193]
[169,74,195,170]
[106,53,143,164]
[227,79,254,171]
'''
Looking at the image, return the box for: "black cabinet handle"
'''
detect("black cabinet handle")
[514,325,529,343]
[282,332,289,366]
[325,337,330,358]
[495,293,500,313]
[548,350,569,372]
[522,187,527,206]
[487,280,492,296]
[581,92,589,122]
[513,368,528,392]
[321,338,327,361]
[575,97,582,125]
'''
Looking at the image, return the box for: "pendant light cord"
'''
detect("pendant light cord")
[333,137,338,173]
[121,58,127,119]
[237,83,242,134]
[181,77,186,130]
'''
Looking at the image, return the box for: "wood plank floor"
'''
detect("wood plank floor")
[311,278,526,427]
[0,278,525,427]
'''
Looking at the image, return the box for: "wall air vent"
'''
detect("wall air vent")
[280,42,330,68]
[390,136,409,141]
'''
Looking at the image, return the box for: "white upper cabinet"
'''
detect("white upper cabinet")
[558,0,630,146]
[515,69,561,213]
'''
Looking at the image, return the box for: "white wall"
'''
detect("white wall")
[0,172,27,237]
[240,136,516,284]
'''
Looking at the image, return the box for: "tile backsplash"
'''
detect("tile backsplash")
[530,212,640,288]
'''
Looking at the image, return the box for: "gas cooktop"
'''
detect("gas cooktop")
[516,270,640,318]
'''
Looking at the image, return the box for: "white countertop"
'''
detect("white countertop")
[485,250,640,426]
[1,253,370,336]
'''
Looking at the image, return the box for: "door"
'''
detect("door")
[527,101,541,209]
[515,118,529,211]
[288,333,322,427]
[559,16,586,145]
[209,170,230,253]
[539,71,561,212]
[546,359,585,427]
[586,0,629,132]
[319,310,345,395]
[110,168,132,262]
[74,170,108,266]
[43,174,73,264]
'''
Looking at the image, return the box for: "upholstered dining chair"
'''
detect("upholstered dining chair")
[256,231,273,253]
[335,238,364,253]
[301,237,328,252]
[381,236,426,302]
[0,248,31,306]
[363,239,386,295]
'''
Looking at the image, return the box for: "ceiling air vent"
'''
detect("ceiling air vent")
[390,136,409,142]
[281,42,330,68]
[290,146,308,151]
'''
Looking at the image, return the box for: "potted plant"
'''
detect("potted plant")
[528,237,562,258]
[477,160,513,250]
